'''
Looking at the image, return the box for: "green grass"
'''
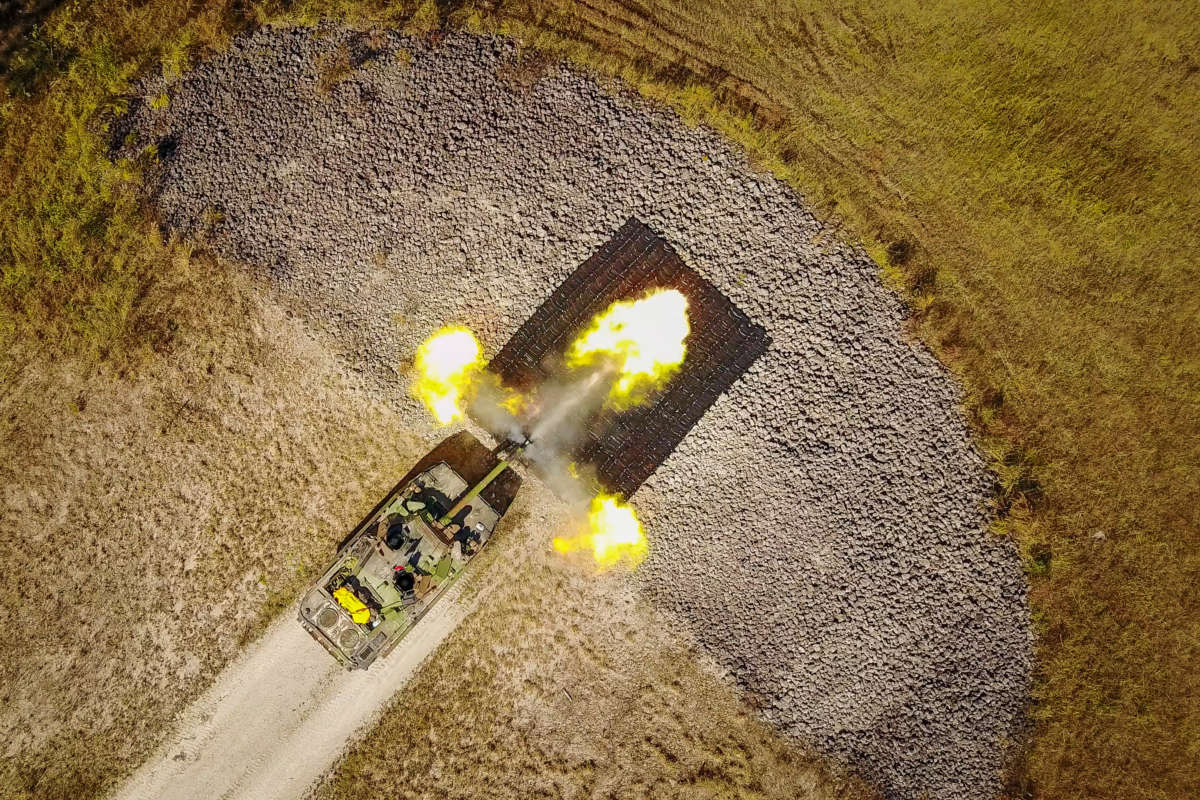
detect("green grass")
[1,7,211,368]
[2,1,1197,798]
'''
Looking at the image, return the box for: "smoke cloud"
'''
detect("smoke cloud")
[469,361,618,507]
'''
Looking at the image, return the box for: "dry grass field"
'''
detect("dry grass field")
[2,0,1197,798]
[0,253,427,798]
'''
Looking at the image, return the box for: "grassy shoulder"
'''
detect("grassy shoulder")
[2,1,1196,798]
[0,248,429,798]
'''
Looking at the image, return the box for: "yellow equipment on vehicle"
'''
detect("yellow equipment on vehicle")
[332,587,371,624]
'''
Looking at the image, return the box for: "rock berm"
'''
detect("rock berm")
[117,25,1033,800]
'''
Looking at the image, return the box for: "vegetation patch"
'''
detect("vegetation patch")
[0,252,425,799]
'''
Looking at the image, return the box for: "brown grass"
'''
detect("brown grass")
[2,0,1197,798]
[315,41,354,95]
[0,253,425,799]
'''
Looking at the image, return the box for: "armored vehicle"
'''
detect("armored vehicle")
[299,431,523,669]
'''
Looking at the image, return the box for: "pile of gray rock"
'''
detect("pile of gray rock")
[116,24,1032,799]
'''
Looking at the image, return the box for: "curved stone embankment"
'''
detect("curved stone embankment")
[117,25,1032,799]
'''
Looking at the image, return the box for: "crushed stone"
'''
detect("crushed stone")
[115,24,1033,800]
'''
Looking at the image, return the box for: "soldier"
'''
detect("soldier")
[452,521,484,557]
[400,481,427,514]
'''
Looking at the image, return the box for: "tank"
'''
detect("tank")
[298,431,523,669]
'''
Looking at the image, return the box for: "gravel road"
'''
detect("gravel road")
[117,24,1033,799]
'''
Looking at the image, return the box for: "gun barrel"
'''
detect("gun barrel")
[437,442,525,526]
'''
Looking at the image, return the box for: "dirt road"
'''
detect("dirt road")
[109,584,477,800]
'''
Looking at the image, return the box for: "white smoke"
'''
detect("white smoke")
[469,361,619,505]
[468,374,526,443]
